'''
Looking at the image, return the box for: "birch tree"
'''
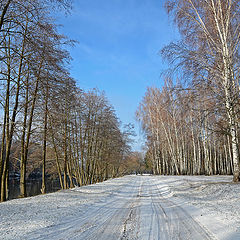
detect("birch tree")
[162,0,240,181]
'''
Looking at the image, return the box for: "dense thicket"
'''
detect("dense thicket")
[0,0,132,202]
[137,0,240,182]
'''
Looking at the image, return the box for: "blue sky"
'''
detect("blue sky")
[56,0,179,151]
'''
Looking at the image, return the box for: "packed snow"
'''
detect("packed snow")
[0,175,239,239]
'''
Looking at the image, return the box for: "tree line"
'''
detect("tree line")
[137,0,240,182]
[0,0,133,202]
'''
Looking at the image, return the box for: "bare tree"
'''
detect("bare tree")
[162,0,240,181]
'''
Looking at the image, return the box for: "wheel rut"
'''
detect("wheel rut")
[26,176,217,240]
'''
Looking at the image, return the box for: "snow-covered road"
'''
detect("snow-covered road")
[1,175,240,240]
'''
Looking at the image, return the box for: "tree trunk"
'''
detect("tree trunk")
[41,80,49,194]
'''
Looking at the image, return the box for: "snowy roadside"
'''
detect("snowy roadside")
[0,177,131,240]
[157,175,240,239]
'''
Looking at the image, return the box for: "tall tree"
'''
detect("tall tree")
[162,0,240,181]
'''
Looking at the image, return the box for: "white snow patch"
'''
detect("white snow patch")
[0,175,239,240]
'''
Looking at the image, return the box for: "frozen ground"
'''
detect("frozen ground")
[0,175,239,240]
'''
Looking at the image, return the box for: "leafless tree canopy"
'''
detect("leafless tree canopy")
[0,0,134,202]
[138,0,240,181]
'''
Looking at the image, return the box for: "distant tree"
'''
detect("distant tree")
[137,79,235,177]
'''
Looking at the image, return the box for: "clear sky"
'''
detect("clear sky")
[55,0,179,151]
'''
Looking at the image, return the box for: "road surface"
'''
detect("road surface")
[26,175,216,240]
